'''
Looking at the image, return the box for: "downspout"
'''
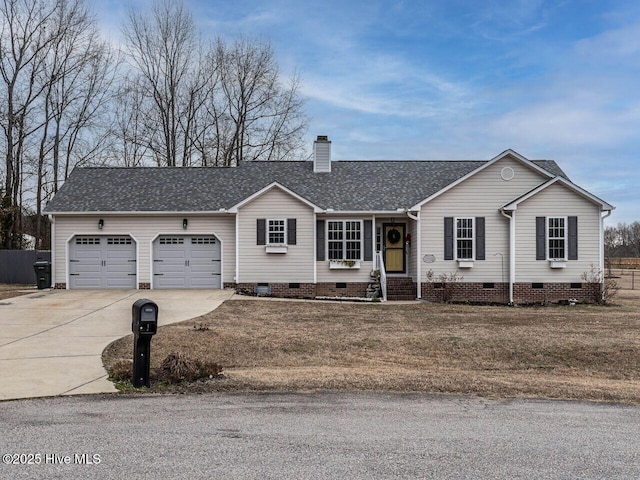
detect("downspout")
[235,211,239,284]
[600,209,612,287]
[500,209,515,305]
[48,215,55,288]
[405,210,421,299]
[313,212,317,285]
[372,213,376,265]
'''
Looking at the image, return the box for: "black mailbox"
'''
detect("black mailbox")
[131,299,159,388]
[132,299,158,336]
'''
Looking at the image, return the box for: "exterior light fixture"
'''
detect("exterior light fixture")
[182,218,188,230]
[98,219,104,230]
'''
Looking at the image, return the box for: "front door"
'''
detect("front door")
[383,223,405,273]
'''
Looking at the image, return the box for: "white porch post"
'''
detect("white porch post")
[404,210,421,299]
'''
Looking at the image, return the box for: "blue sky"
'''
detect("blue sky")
[96,0,640,225]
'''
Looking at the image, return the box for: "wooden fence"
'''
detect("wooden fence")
[609,257,640,270]
[0,250,51,284]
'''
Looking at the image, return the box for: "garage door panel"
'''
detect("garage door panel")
[190,260,221,275]
[153,236,221,289]
[105,275,137,288]
[154,276,188,289]
[69,236,136,289]
[70,274,103,289]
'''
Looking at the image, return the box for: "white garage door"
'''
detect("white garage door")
[153,236,221,289]
[69,236,137,289]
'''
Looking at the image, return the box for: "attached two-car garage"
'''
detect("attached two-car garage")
[68,234,221,289]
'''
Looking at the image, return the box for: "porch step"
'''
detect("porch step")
[386,277,417,301]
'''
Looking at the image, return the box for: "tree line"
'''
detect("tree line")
[0,0,307,250]
[605,222,640,259]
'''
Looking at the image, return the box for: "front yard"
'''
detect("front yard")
[103,285,640,403]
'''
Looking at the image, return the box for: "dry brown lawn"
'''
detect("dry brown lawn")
[103,286,640,403]
[0,283,35,301]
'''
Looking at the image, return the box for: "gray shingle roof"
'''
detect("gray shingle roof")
[45,159,567,213]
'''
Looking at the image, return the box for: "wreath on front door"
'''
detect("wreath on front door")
[387,228,401,244]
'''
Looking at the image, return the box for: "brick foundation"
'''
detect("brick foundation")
[316,282,369,298]
[513,282,600,304]
[138,283,151,289]
[234,282,316,298]
[421,282,600,304]
[54,283,66,289]
[232,282,370,299]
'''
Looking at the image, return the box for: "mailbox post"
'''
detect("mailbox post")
[131,299,158,388]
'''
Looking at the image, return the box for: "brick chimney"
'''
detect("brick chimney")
[313,135,331,173]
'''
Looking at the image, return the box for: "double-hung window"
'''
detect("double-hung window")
[547,217,566,260]
[268,219,286,244]
[455,217,474,260]
[328,220,362,260]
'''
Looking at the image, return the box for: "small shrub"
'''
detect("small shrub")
[581,264,619,305]
[425,269,464,303]
[159,352,200,383]
[158,352,222,383]
[108,359,133,382]
[196,358,224,378]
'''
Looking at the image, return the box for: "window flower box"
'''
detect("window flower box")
[329,260,361,269]
[549,260,567,268]
[265,245,288,254]
[457,259,474,268]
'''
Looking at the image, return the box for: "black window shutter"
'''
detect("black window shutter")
[475,217,485,260]
[316,219,325,261]
[257,219,266,245]
[536,217,546,260]
[568,216,578,260]
[363,220,373,261]
[287,219,297,245]
[444,217,454,260]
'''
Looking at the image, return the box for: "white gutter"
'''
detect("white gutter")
[405,210,421,299]
[44,210,231,216]
[500,209,515,304]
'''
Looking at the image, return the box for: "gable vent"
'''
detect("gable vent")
[313,135,331,173]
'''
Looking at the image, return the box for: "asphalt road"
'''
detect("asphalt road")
[0,393,638,479]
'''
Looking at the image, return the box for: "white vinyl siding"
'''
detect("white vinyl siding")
[52,215,235,287]
[238,187,314,283]
[515,183,600,282]
[420,156,549,282]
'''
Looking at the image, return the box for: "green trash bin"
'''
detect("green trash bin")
[33,260,51,290]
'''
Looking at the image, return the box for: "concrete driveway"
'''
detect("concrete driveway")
[0,289,234,401]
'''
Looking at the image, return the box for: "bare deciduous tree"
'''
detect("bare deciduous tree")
[0,0,62,248]
[0,0,119,249]
[121,0,307,168]
[216,39,307,165]
[122,0,202,167]
[1,0,308,250]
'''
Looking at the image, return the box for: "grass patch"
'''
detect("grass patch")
[0,283,35,301]
[103,288,640,402]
